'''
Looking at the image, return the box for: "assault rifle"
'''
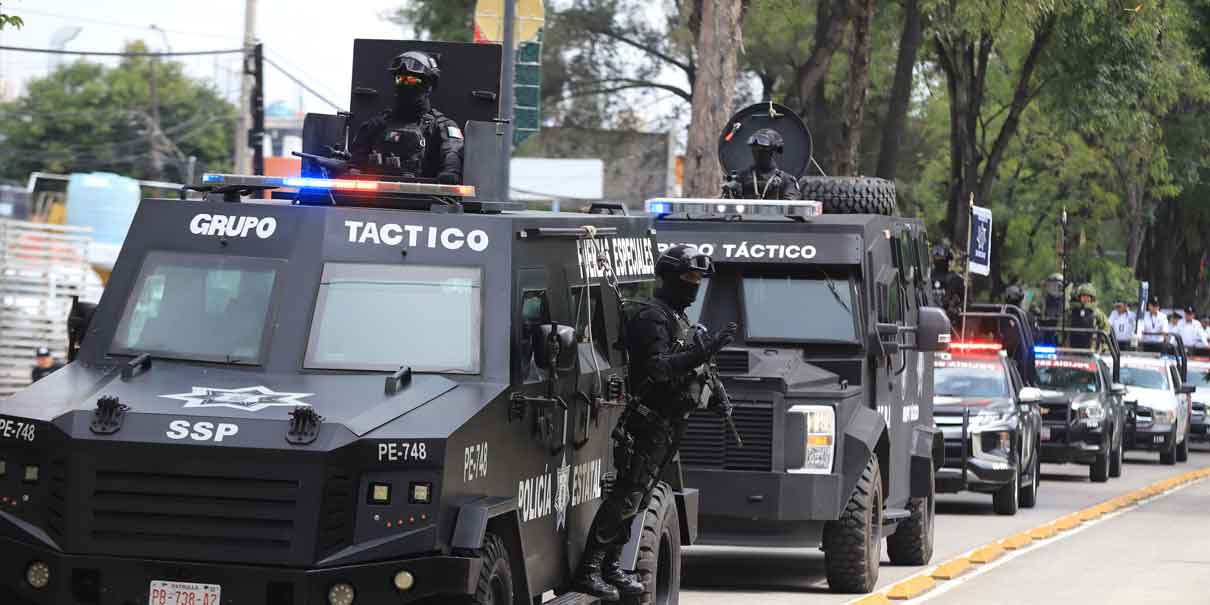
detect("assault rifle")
[695,325,742,448]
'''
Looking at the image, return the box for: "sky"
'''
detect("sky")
[0,0,410,114]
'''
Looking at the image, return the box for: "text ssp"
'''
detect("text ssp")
[189,214,277,239]
[166,420,240,443]
[345,220,489,252]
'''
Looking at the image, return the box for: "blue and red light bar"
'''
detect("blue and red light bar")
[200,173,477,198]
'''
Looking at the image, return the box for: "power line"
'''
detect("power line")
[262,55,345,112]
[0,44,244,57]
[14,9,243,41]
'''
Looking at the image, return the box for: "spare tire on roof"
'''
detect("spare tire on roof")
[799,176,898,216]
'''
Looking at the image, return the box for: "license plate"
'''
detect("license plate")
[149,581,221,605]
[1041,427,1051,441]
[1154,435,1165,444]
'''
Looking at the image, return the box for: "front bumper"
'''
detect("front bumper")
[1039,421,1106,465]
[935,457,1015,494]
[686,468,844,547]
[1126,424,1174,451]
[1191,411,1208,441]
[934,423,1017,494]
[0,534,477,605]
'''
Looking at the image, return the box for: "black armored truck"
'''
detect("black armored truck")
[0,40,695,605]
[646,104,950,593]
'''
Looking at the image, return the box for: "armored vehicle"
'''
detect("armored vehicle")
[0,40,695,605]
[1032,330,1126,482]
[933,341,1042,515]
[644,103,949,594]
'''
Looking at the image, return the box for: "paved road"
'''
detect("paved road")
[925,465,1210,604]
[678,448,1210,604]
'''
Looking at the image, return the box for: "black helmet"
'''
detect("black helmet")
[931,244,953,263]
[655,245,714,278]
[746,128,785,154]
[655,245,713,310]
[1005,285,1025,305]
[388,50,441,89]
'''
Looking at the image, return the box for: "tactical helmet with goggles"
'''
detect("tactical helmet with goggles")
[746,128,785,154]
[656,245,714,280]
[1005,285,1025,305]
[388,50,441,89]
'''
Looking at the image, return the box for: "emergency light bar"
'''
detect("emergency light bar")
[951,342,1003,352]
[1034,345,1058,355]
[200,174,477,198]
[644,198,823,218]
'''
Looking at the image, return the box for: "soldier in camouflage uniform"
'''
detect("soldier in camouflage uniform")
[1067,283,1110,350]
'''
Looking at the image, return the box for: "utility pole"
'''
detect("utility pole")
[251,43,265,175]
[234,0,258,174]
[498,0,516,202]
[148,58,163,179]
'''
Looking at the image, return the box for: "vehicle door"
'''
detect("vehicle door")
[1007,361,1038,461]
[1098,358,1122,446]
[1168,362,1190,440]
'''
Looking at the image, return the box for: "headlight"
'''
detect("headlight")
[1075,402,1105,421]
[788,405,835,474]
[970,408,1014,430]
[1151,408,1177,424]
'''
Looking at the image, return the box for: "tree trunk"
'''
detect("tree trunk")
[875,0,922,180]
[683,0,745,197]
[793,0,851,117]
[834,0,874,176]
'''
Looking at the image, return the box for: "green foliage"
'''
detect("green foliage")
[0,42,236,182]
[0,1,22,30]
[385,0,475,42]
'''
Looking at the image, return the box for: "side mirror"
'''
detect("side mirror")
[873,322,901,356]
[1111,383,1126,395]
[1178,384,1196,395]
[531,323,577,373]
[1018,387,1043,404]
[913,306,952,352]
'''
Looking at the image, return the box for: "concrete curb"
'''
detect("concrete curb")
[844,465,1210,605]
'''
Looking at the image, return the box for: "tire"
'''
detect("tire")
[1019,450,1039,508]
[466,533,513,605]
[1161,429,1178,465]
[823,457,883,593]
[1089,451,1109,483]
[1109,434,1123,478]
[1176,436,1189,462]
[886,464,934,566]
[621,482,681,605]
[992,462,1020,515]
[799,176,898,216]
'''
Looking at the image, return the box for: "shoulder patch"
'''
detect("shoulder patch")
[447,125,464,140]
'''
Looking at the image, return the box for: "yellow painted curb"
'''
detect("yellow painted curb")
[931,557,973,580]
[999,532,1033,550]
[886,575,936,600]
[1077,507,1102,522]
[850,592,892,605]
[1030,524,1059,540]
[1053,514,1081,531]
[968,544,1005,564]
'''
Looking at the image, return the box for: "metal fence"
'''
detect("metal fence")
[0,219,96,397]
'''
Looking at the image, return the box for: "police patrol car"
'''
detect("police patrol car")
[0,39,693,605]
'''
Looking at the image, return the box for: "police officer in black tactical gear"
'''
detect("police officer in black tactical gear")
[722,128,803,201]
[348,50,464,183]
[573,245,737,600]
[930,243,964,322]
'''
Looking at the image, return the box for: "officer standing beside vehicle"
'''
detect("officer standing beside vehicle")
[1109,299,1136,347]
[574,245,736,600]
[722,128,803,201]
[1137,296,1168,346]
[1176,306,1208,348]
[348,50,464,182]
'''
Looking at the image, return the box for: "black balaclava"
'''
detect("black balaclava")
[752,147,776,172]
[655,274,700,311]
[393,84,432,121]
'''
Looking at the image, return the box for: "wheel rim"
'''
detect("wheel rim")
[868,484,882,579]
[656,528,673,605]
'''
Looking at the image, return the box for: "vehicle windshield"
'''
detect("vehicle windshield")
[1185,367,1210,388]
[934,364,1010,398]
[1120,365,1168,390]
[112,252,280,364]
[1037,363,1100,393]
[306,264,482,373]
[742,276,857,343]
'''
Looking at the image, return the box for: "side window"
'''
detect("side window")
[572,286,611,359]
[1170,365,1182,392]
[520,290,549,384]
[879,272,904,324]
[1008,363,1023,395]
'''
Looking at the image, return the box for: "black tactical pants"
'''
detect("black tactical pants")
[586,411,684,549]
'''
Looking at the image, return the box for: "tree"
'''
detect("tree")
[0,43,236,182]
[683,0,747,197]
[875,0,922,180]
[0,1,22,30]
[833,0,874,175]
[384,0,475,42]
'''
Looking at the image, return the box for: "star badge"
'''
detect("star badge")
[160,385,314,412]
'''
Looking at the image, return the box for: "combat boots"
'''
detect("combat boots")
[604,547,646,596]
[572,542,620,601]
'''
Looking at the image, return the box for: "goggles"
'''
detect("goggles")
[684,252,714,275]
